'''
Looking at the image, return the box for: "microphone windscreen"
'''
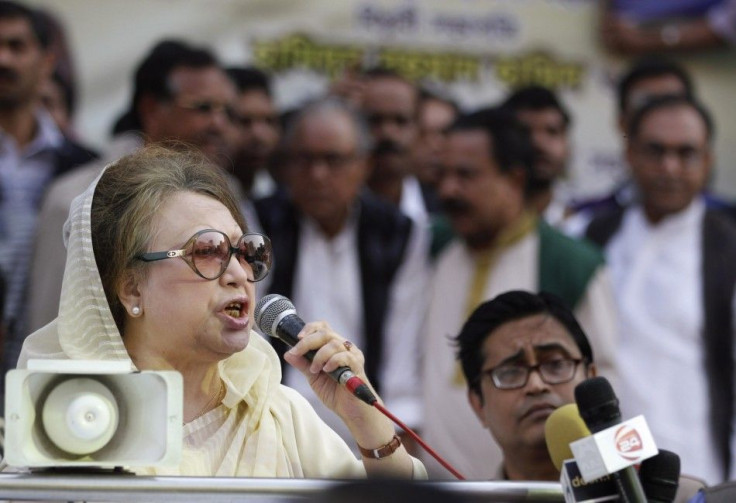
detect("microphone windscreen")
[254,294,294,337]
[544,403,590,471]
[574,376,621,433]
[639,449,681,503]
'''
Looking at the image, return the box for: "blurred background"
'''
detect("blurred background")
[24,0,736,200]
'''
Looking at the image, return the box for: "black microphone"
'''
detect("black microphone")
[575,376,647,503]
[254,294,377,405]
[639,449,680,503]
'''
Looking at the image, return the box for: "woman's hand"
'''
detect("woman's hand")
[282,321,373,421]
[283,321,415,477]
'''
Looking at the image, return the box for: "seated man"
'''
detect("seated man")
[455,290,596,480]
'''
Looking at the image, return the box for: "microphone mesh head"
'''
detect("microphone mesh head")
[639,449,681,502]
[254,294,294,337]
[574,376,621,433]
[544,403,590,471]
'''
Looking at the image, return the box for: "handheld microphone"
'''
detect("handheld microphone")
[254,294,377,405]
[545,403,618,502]
[575,377,649,503]
[639,449,680,503]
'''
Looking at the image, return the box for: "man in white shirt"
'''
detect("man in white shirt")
[585,95,736,484]
[255,98,430,451]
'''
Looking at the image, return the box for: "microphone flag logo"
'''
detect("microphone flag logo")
[614,425,643,461]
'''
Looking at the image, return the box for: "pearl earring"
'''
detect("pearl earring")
[131,306,141,316]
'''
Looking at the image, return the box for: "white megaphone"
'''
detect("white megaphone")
[4,359,182,469]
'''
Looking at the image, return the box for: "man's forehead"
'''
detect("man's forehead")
[635,105,708,142]
[168,66,234,96]
[516,108,566,127]
[480,314,580,364]
[0,17,37,42]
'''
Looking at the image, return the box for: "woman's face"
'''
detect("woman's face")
[126,191,255,362]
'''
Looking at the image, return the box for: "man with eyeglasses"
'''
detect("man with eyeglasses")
[24,40,241,349]
[255,97,430,454]
[455,290,596,480]
[585,95,736,485]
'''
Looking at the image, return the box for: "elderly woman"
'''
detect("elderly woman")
[17,146,424,478]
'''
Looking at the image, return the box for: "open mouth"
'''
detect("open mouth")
[223,301,244,318]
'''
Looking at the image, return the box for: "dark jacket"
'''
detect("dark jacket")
[255,189,412,392]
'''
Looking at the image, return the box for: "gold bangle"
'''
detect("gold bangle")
[357,434,402,460]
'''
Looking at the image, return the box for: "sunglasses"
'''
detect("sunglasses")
[136,229,272,282]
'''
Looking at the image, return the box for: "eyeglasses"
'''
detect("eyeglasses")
[136,229,272,282]
[481,358,585,390]
[174,99,239,123]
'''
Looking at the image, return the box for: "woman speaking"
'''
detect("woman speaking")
[17,146,424,479]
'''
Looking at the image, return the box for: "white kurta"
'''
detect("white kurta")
[420,230,617,480]
[606,199,720,485]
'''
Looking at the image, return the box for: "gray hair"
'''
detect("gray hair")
[281,97,373,156]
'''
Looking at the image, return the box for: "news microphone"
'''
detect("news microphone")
[575,377,648,503]
[545,403,591,471]
[254,294,376,405]
[545,403,618,502]
[639,449,680,503]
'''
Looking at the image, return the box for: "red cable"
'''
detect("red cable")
[372,401,466,480]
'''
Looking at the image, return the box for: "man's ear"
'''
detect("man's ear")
[117,270,143,318]
[468,388,489,429]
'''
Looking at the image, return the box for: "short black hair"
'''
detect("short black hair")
[226,66,271,97]
[111,39,219,134]
[502,85,571,128]
[617,56,694,115]
[628,94,714,143]
[0,1,50,48]
[456,290,594,396]
[448,106,534,177]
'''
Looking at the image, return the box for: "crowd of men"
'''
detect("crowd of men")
[1,0,735,489]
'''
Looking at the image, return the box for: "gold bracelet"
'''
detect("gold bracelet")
[357,434,402,460]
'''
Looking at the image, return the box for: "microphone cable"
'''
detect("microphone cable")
[255,294,466,480]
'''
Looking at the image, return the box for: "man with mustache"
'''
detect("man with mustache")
[585,95,736,485]
[455,290,597,480]
[360,68,434,227]
[420,107,617,479]
[0,0,96,406]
